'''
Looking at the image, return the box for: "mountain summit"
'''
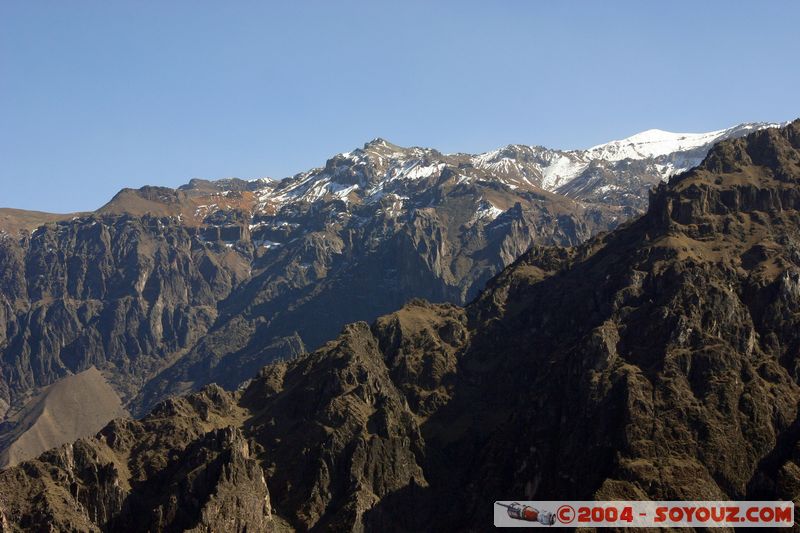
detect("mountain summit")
[585,122,777,161]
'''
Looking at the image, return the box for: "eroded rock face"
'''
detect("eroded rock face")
[0,215,246,403]
[0,385,268,532]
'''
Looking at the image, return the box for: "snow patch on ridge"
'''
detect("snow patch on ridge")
[584,128,729,161]
[471,200,504,223]
[540,155,589,190]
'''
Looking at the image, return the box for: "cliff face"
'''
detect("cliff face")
[2,121,800,531]
[0,214,249,406]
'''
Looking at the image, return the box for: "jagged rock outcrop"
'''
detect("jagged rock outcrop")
[2,122,799,532]
[0,385,274,532]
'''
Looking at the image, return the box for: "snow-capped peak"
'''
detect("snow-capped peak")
[467,121,787,197]
[584,127,728,162]
[584,122,784,163]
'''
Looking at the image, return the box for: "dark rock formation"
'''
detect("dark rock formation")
[0,385,277,532]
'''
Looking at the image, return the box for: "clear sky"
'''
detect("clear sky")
[1,1,798,213]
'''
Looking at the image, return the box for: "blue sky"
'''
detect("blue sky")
[1,1,798,213]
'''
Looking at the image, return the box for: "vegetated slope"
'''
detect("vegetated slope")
[1,121,799,531]
[0,366,126,468]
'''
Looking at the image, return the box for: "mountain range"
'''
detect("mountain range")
[1,120,799,531]
[0,121,782,474]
